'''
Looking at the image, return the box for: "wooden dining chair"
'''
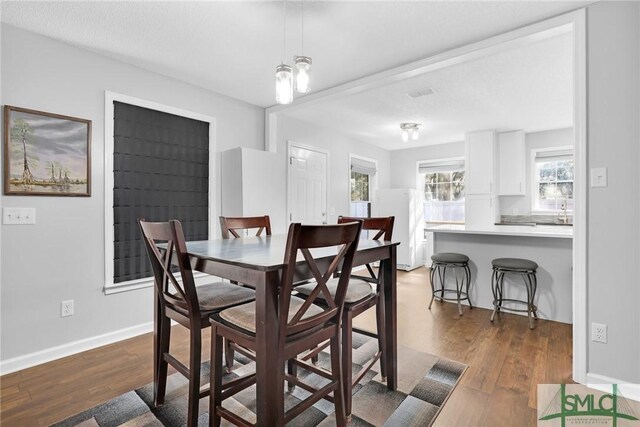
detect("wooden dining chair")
[209,221,362,427]
[219,215,271,239]
[218,215,273,371]
[138,219,256,427]
[294,215,395,417]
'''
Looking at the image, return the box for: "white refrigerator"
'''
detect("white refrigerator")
[374,189,424,271]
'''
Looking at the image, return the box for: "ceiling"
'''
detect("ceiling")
[2,1,589,108]
[282,30,574,150]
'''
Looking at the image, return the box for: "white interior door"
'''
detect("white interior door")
[288,144,328,225]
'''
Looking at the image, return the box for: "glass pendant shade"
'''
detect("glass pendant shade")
[275,64,294,105]
[411,129,419,140]
[401,129,409,142]
[294,56,312,93]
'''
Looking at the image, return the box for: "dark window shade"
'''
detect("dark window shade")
[113,101,209,283]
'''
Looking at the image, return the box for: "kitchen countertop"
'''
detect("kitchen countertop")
[426,223,573,239]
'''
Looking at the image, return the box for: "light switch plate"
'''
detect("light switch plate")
[3,207,36,225]
[590,167,608,188]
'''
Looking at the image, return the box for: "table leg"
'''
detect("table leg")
[382,246,398,390]
[254,270,281,426]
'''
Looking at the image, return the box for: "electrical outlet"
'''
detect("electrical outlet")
[591,322,607,343]
[61,300,74,317]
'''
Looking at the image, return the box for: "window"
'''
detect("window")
[533,148,574,212]
[350,156,376,218]
[104,92,215,294]
[113,102,209,284]
[418,159,465,223]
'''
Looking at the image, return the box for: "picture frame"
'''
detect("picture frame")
[4,105,92,196]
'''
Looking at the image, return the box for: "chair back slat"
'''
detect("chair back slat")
[337,216,394,241]
[279,222,362,346]
[220,216,272,239]
[139,219,200,317]
[337,216,395,286]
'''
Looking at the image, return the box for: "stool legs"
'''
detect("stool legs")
[453,268,462,315]
[490,269,502,322]
[523,272,538,329]
[464,264,473,309]
[429,263,472,315]
[428,265,446,309]
[491,268,538,329]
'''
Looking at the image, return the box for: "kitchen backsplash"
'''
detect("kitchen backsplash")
[500,214,573,225]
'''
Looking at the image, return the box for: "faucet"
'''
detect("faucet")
[559,198,569,224]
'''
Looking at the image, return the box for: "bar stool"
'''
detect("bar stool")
[429,252,473,316]
[490,258,539,329]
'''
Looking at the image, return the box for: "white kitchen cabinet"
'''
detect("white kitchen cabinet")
[220,147,286,234]
[498,130,526,196]
[465,130,497,195]
[465,195,499,229]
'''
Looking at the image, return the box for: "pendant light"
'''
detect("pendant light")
[276,64,293,104]
[294,56,311,93]
[276,0,293,104]
[294,0,311,93]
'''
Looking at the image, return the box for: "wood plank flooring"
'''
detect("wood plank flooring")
[0,267,572,426]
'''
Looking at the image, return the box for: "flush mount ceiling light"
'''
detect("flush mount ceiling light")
[275,0,293,104]
[400,123,421,142]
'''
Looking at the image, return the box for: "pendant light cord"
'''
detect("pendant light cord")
[282,0,286,64]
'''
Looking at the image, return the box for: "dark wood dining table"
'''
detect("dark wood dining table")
[184,234,399,426]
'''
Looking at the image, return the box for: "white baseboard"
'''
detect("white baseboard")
[585,372,640,403]
[0,322,154,375]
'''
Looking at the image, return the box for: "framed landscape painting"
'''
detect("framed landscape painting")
[4,105,91,196]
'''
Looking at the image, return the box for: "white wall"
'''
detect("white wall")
[500,127,573,215]
[277,116,391,223]
[0,24,264,366]
[586,1,640,383]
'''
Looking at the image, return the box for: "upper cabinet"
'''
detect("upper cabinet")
[465,130,497,195]
[498,130,526,196]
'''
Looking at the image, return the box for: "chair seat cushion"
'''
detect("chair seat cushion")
[431,252,469,264]
[492,258,538,271]
[295,277,374,304]
[175,282,255,312]
[218,296,324,334]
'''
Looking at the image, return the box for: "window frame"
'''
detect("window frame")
[416,157,466,225]
[103,91,216,295]
[348,154,377,218]
[530,146,574,214]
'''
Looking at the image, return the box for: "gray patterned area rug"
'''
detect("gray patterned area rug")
[52,334,466,427]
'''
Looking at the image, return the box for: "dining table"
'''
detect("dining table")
[184,233,399,426]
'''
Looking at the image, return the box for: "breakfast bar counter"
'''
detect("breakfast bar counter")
[426,223,573,239]
[425,226,573,324]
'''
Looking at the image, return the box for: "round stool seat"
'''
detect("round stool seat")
[492,257,538,271]
[431,252,469,264]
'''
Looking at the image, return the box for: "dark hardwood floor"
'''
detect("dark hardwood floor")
[0,267,572,426]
